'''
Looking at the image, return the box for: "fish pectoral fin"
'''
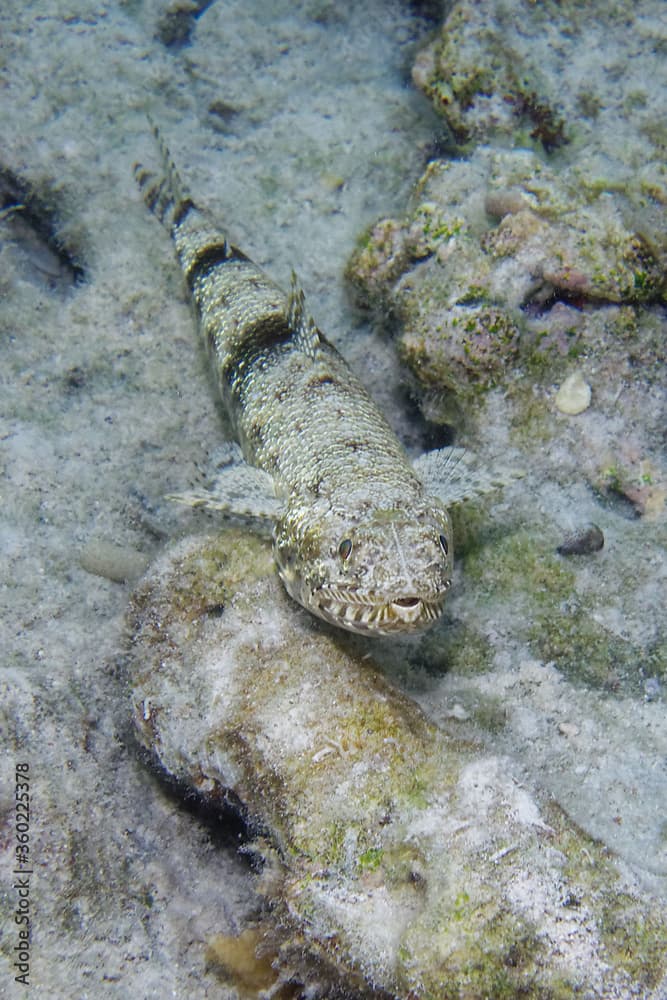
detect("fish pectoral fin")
[413,446,524,507]
[167,463,282,523]
[286,269,322,358]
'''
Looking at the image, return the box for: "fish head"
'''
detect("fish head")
[273,496,453,635]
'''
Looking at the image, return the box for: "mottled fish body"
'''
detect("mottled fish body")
[135,130,503,634]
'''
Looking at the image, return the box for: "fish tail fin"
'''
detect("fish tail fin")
[133,120,196,230]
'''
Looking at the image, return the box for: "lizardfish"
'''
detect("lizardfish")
[134,129,505,634]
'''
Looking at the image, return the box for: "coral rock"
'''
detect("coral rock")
[127,530,667,999]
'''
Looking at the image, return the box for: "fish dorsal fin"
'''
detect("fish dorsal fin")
[413,446,523,507]
[286,270,322,358]
[134,119,196,230]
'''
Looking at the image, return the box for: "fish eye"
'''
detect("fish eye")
[338,538,353,560]
[439,534,449,556]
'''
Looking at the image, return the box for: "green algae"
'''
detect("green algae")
[555,817,667,991]
[409,201,467,253]
[419,618,494,678]
[532,611,666,691]
[528,609,635,690]
[470,695,508,734]
[345,217,409,310]
[132,527,274,623]
[397,883,574,1000]
[600,901,667,989]
[455,526,660,692]
[357,846,383,872]
[463,529,575,604]
[518,328,585,381]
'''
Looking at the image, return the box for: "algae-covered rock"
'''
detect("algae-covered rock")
[127,530,667,999]
[347,145,667,445]
[554,371,591,415]
[348,0,667,449]
[412,0,667,165]
[412,0,567,152]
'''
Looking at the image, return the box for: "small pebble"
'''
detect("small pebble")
[446,703,470,721]
[558,722,580,738]
[555,372,591,415]
[557,523,604,556]
[484,188,528,217]
[643,677,661,702]
[80,539,150,583]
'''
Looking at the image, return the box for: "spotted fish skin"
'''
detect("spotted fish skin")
[134,130,507,635]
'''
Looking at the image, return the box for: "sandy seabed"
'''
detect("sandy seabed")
[1,1,665,997]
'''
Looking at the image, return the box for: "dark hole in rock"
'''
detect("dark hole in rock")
[0,164,85,292]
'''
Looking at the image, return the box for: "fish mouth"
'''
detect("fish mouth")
[310,583,451,636]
